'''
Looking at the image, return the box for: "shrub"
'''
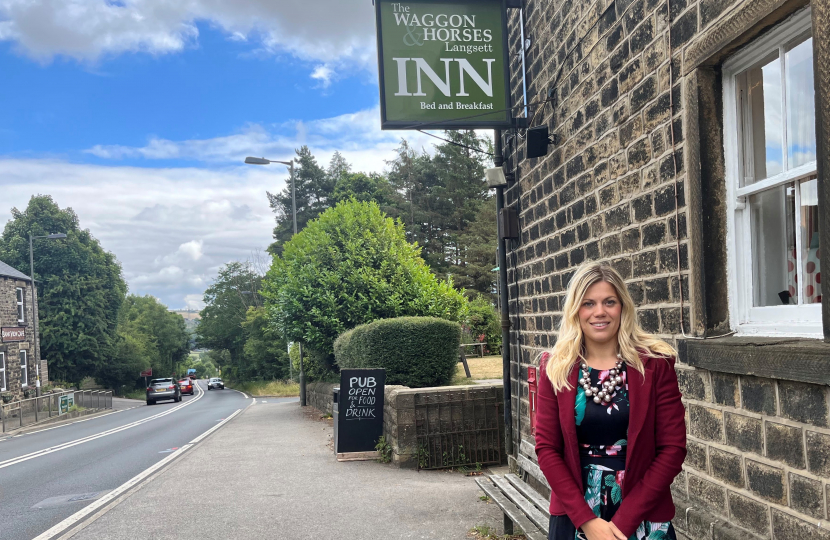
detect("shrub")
[335,316,461,388]
[264,199,467,371]
[465,295,501,354]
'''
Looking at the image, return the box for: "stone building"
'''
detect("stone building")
[500,0,829,538]
[0,259,43,399]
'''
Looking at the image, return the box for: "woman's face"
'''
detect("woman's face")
[578,280,622,347]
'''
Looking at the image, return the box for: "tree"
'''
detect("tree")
[241,307,290,380]
[266,146,334,255]
[197,262,263,378]
[263,199,468,375]
[453,197,498,296]
[0,195,126,385]
[332,172,401,212]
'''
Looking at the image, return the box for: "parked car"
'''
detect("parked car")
[146,378,181,405]
[178,378,195,395]
[207,377,224,390]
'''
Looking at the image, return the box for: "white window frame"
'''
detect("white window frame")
[0,352,6,392]
[16,287,24,323]
[20,350,27,388]
[723,7,821,337]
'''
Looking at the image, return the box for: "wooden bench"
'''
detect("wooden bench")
[475,440,551,539]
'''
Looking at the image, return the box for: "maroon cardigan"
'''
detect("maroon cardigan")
[534,353,686,537]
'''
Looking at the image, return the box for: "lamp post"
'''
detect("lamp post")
[245,156,305,407]
[29,232,67,395]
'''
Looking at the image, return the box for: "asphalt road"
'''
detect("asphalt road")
[0,379,250,540]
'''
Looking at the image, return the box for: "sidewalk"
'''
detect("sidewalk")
[69,399,504,540]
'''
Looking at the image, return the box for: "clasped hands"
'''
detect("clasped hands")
[580,518,627,540]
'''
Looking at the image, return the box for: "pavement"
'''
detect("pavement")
[67,398,504,540]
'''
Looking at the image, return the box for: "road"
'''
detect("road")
[0,380,250,540]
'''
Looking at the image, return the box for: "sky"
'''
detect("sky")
[0,0,441,310]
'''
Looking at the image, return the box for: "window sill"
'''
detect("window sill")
[678,336,830,385]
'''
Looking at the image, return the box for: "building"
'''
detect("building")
[0,259,43,399]
[502,0,828,538]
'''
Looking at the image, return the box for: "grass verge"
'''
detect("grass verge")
[229,380,300,397]
[451,355,504,385]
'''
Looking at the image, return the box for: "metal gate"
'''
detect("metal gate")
[415,386,503,470]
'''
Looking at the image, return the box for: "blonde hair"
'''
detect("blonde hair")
[544,262,676,392]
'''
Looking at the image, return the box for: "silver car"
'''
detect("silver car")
[146,378,181,405]
[207,377,224,390]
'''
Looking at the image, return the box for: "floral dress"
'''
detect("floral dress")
[547,364,676,540]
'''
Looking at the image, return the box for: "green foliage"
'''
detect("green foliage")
[99,295,190,390]
[241,307,290,380]
[334,316,462,388]
[465,294,501,354]
[0,195,127,385]
[266,146,333,255]
[375,435,393,463]
[181,352,218,379]
[264,200,467,376]
[387,132,493,278]
[198,261,263,377]
[455,198,498,296]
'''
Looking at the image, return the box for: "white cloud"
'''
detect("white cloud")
[1,107,493,309]
[0,0,377,81]
[178,239,203,261]
[310,64,336,88]
[84,106,445,173]
[0,159,277,309]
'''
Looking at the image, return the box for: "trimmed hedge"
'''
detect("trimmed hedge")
[334,317,462,388]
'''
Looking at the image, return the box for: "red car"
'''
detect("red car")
[178,378,195,395]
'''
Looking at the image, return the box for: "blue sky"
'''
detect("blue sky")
[0,1,436,309]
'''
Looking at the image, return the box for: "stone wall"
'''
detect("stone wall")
[385,384,505,469]
[501,0,830,538]
[307,382,338,416]
[307,382,505,469]
[0,275,40,399]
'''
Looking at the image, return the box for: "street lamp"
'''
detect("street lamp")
[29,232,67,395]
[245,156,305,407]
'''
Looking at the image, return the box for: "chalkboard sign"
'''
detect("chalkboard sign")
[337,369,386,454]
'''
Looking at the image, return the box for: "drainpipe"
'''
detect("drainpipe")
[494,129,513,457]
[811,4,830,342]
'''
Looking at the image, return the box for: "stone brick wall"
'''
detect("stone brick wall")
[384,384,504,469]
[501,0,830,538]
[0,275,39,399]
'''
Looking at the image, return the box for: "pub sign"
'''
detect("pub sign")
[374,0,512,129]
[1,327,25,342]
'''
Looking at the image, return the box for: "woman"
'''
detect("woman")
[535,262,686,540]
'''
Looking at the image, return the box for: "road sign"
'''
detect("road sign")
[139,368,152,377]
[59,394,74,414]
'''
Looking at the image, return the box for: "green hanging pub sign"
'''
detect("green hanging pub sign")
[374,0,513,129]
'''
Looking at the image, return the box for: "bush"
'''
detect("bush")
[335,317,461,388]
[465,295,501,355]
[264,200,467,372]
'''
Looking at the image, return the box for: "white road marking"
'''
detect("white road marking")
[13,410,124,437]
[31,403,249,540]
[0,384,205,470]
[31,444,194,540]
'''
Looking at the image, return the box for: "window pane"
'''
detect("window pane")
[786,37,816,168]
[18,304,24,321]
[742,54,784,183]
[750,182,796,306]
[800,177,821,304]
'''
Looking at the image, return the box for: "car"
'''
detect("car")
[178,378,195,395]
[207,377,224,390]
[146,378,181,405]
